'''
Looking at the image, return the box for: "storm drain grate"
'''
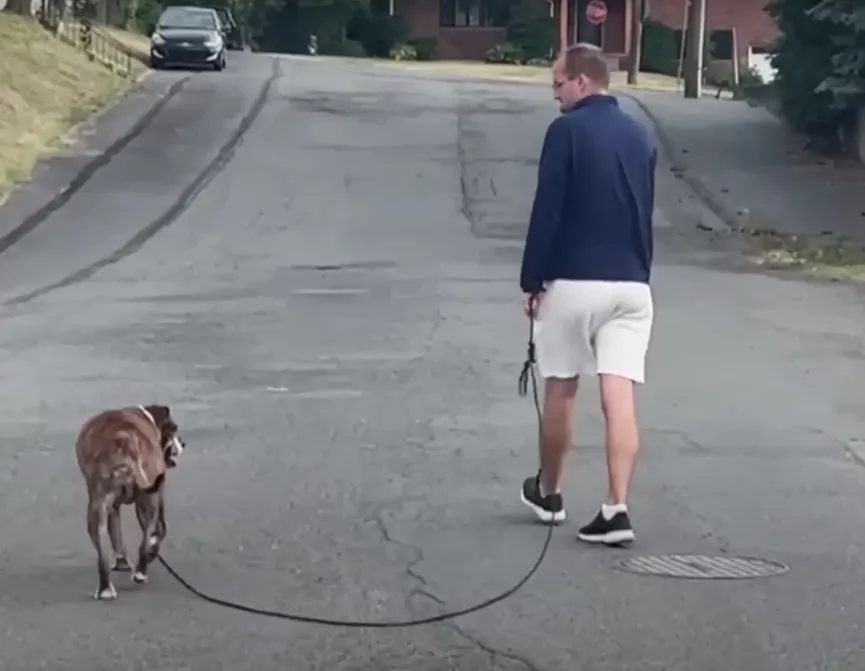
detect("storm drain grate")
[613,554,790,580]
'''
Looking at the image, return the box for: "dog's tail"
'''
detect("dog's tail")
[127,462,165,494]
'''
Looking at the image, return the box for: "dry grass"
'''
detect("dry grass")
[377,59,549,82]
[0,14,136,203]
[611,71,686,92]
[97,25,151,65]
[749,230,865,282]
[376,59,701,93]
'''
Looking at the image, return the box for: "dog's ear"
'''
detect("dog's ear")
[145,404,171,427]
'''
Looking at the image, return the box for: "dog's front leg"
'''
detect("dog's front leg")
[132,493,160,584]
[87,490,116,600]
[108,501,131,572]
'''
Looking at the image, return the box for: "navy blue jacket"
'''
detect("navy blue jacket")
[519,95,657,295]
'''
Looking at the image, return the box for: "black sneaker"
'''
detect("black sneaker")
[577,507,635,545]
[520,473,566,524]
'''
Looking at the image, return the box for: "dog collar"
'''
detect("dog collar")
[137,405,157,427]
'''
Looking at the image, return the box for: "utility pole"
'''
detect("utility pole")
[683,0,705,99]
[626,0,646,85]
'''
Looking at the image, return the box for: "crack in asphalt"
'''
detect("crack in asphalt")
[373,512,544,671]
[374,516,447,607]
[456,93,479,237]
[364,249,541,667]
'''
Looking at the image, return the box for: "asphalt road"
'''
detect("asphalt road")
[1,52,865,670]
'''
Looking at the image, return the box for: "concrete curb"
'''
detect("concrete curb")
[0,73,190,256]
[619,92,740,233]
[134,68,153,86]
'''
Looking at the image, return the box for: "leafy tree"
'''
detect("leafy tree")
[346,3,407,57]
[767,0,864,143]
[131,0,163,32]
[505,0,554,61]
[257,0,309,51]
[809,0,865,110]
[298,0,366,52]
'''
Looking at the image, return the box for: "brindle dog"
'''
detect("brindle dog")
[75,404,185,600]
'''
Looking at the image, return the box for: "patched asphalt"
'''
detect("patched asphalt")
[0,54,864,670]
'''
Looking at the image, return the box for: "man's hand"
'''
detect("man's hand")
[523,292,543,319]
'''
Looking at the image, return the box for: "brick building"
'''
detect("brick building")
[393,0,779,65]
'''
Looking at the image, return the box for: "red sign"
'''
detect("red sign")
[586,0,608,24]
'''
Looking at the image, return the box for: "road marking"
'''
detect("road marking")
[292,288,369,296]
[290,389,365,399]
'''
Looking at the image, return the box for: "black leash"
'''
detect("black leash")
[156,314,551,628]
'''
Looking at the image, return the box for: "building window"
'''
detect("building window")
[439,0,508,27]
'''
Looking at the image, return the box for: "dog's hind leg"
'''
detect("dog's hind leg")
[155,495,167,542]
[87,490,117,600]
[108,501,131,572]
[132,493,160,584]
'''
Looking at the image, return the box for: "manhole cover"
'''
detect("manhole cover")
[613,554,790,580]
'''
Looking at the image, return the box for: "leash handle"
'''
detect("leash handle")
[518,313,536,398]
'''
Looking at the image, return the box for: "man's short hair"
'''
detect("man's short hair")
[561,43,610,88]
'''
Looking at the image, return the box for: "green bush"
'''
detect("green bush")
[341,38,367,57]
[389,42,417,60]
[407,36,437,60]
[363,14,407,57]
[346,7,408,58]
[640,19,678,77]
[486,42,524,64]
[319,37,367,57]
[505,0,554,61]
[738,65,765,87]
[132,0,164,34]
[526,56,551,66]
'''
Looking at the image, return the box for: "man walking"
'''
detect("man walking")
[518,43,657,546]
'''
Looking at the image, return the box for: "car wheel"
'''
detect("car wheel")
[150,58,162,70]
[214,52,225,71]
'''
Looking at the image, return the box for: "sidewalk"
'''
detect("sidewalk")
[623,90,865,247]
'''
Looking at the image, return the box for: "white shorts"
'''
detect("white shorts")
[535,280,654,384]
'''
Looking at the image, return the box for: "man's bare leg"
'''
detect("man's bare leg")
[520,376,578,523]
[599,374,640,505]
[539,377,578,494]
[577,373,639,544]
